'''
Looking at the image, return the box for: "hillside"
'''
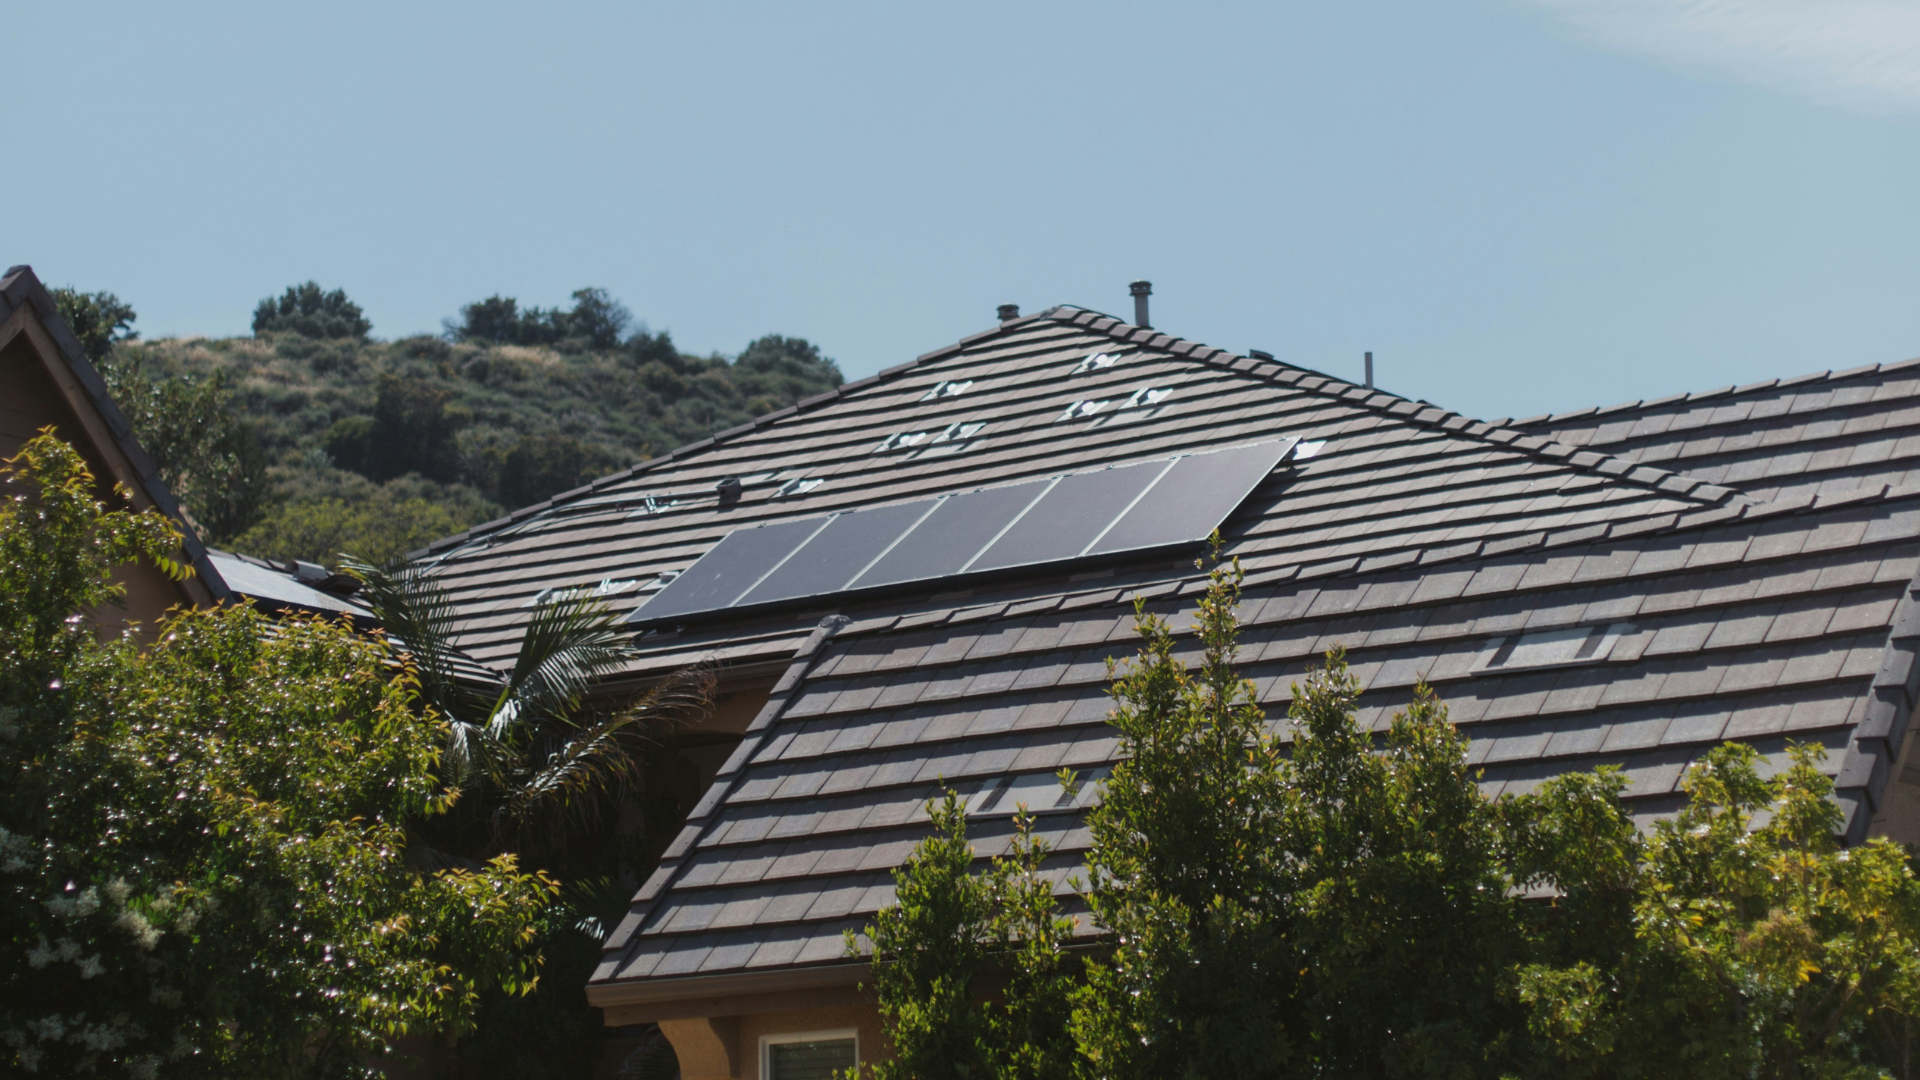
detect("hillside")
[76,285,843,566]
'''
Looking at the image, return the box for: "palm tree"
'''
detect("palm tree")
[343,556,712,867]
[345,557,708,1079]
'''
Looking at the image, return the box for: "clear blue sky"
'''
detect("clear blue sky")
[7,1,1917,421]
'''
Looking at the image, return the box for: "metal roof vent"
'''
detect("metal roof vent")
[774,477,824,498]
[1123,386,1172,410]
[920,380,973,401]
[1130,280,1151,328]
[714,476,743,507]
[874,432,930,453]
[1071,352,1119,375]
[998,304,1020,321]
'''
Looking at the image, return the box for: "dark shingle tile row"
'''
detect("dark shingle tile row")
[599,491,1920,981]
[1517,361,1920,505]
[434,310,1748,669]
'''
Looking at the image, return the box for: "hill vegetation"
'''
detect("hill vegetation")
[54,283,843,565]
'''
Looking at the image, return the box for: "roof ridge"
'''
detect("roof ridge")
[1501,354,1920,431]
[1041,307,1750,513]
[412,307,1071,560]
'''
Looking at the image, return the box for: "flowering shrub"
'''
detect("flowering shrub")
[0,432,554,1078]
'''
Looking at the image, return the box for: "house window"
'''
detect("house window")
[762,1030,857,1080]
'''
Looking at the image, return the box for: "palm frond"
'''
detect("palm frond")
[496,590,641,736]
[445,717,520,793]
[492,665,715,848]
[341,554,484,719]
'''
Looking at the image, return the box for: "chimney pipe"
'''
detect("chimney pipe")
[1364,351,1374,389]
[1129,280,1152,329]
[997,303,1020,322]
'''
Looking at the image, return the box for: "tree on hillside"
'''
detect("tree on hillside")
[447,288,630,351]
[50,287,138,363]
[323,373,469,484]
[253,281,371,340]
[0,433,553,1079]
[99,354,271,542]
[858,552,1920,1078]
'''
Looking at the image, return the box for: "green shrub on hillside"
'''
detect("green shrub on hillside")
[50,287,138,363]
[234,471,499,568]
[253,281,371,340]
[77,283,842,564]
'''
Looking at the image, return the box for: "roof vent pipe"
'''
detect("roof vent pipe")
[1365,351,1374,389]
[1129,280,1152,329]
[998,304,1020,322]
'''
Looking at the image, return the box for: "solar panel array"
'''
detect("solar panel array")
[626,439,1296,627]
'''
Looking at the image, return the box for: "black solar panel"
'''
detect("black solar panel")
[969,460,1167,571]
[736,501,930,607]
[629,439,1295,627]
[629,517,827,622]
[1087,440,1294,555]
[850,480,1049,589]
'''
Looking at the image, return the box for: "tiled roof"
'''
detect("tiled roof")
[1508,358,1920,504]
[593,492,1920,989]
[208,551,371,617]
[502,308,1920,999]
[428,308,1743,680]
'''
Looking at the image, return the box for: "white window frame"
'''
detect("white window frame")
[760,1028,859,1080]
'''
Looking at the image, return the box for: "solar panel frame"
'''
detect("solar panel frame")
[734,500,933,607]
[847,479,1052,590]
[628,439,1295,627]
[966,460,1170,572]
[627,516,831,623]
[1086,439,1296,556]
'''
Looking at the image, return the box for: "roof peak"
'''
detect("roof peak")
[411,303,1746,561]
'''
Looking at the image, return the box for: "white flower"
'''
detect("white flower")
[114,909,162,951]
[45,886,100,919]
[76,955,105,979]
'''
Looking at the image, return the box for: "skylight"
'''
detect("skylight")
[1475,624,1635,674]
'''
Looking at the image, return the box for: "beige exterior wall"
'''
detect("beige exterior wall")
[658,1002,885,1080]
[0,308,207,630]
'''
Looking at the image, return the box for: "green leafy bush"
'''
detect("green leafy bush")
[253,281,372,340]
[0,433,553,1078]
[858,554,1920,1079]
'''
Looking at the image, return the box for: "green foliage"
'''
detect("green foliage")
[252,282,371,340]
[864,551,1920,1079]
[0,433,554,1079]
[449,288,630,351]
[98,353,271,542]
[320,373,469,484]
[96,284,841,562]
[1514,741,1920,1079]
[50,287,139,363]
[230,472,496,569]
[345,558,715,1078]
[849,795,1078,1080]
